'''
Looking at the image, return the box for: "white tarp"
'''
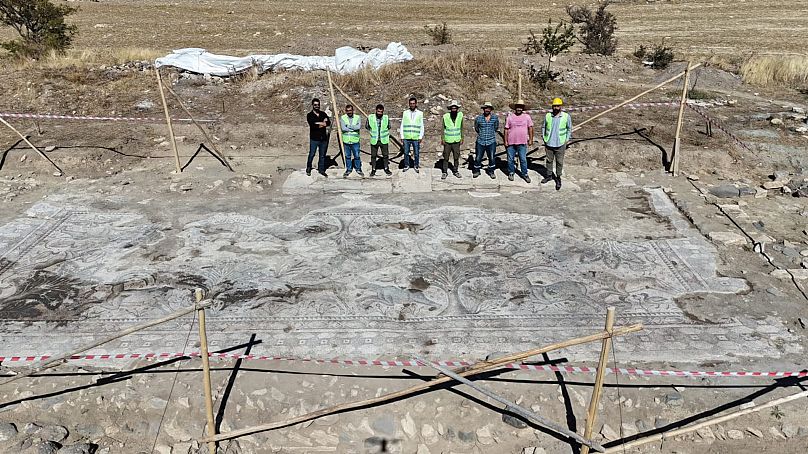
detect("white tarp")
[154,42,413,76]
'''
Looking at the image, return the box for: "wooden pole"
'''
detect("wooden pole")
[163,85,233,171]
[155,67,182,173]
[326,69,346,168]
[574,63,702,132]
[518,69,523,101]
[0,116,63,175]
[672,61,692,176]
[330,80,404,150]
[580,307,616,454]
[1,299,212,387]
[604,389,808,453]
[195,289,217,454]
[202,323,643,443]
[416,356,605,452]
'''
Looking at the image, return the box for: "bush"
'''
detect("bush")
[633,39,675,69]
[527,20,575,89]
[424,22,452,45]
[566,0,618,56]
[0,0,77,58]
[528,65,559,89]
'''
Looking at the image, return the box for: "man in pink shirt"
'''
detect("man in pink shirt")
[504,99,534,182]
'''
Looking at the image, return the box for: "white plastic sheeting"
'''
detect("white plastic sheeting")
[154,42,413,76]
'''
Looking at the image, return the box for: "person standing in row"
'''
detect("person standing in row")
[441,100,464,179]
[541,97,572,190]
[400,97,424,173]
[306,98,330,177]
[366,104,392,177]
[504,99,533,183]
[341,104,363,178]
[473,101,499,179]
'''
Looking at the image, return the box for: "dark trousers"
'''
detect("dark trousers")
[545,144,566,178]
[307,139,328,173]
[474,142,496,172]
[370,142,389,170]
[442,142,461,173]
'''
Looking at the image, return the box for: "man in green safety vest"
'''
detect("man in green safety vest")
[341,104,364,178]
[366,104,392,177]
[441,100,464,179]
[399,97,424,173]
[541,97,572,190]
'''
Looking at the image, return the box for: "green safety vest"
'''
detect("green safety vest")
[442,112,463,143]
[543,112,570,144]
[367,115,390,145]
[341,114,360,144]
[402,110,423,140]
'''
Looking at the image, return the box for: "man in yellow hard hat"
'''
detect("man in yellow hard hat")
[541,97,572,190]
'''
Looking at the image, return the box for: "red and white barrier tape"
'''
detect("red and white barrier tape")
[686,103,753,152]
[389,101,681,120]
[0,112,215,123]
[1,352,804,379]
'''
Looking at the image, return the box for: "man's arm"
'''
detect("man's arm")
[418,114,424,141]
[474,117,480,134]
[324,114,331,127]
[528,126,535,146]
[541,116,547,142]
[567,113,572,143]
[307,113,316,127]
[341,117,350,133]
[399,113,405,138]
[503,115,510,146]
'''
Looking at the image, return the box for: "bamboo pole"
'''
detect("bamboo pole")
[162,85,233,171]
[0,299,212,387]
[330,81,404,149]
[573,63,702,132]
[604,389,808,453]
[672,62,692,176]
[155,67,182,173]
[416,356,605,452]
[0,116,63,175]
[202,323,643,443]
[326,69,346,168]
[195,289,217,454]
[580,307,616,454]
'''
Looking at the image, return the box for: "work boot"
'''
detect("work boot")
[523,174,531,184]
[357,170,365,177]
[384,168,392,176]
[541,173,555,184]
[555,176,562,190]
[319,171,328,178]
[473,170,480,178]
[306,169,312,176]
[441,172,448,180]
[414,167,420,174]
[454,171,462,179]
[343,171,350,179]
[489,171,496,179]
[370,170,376,177]
[403,167,410,172]
[508,174,514,181]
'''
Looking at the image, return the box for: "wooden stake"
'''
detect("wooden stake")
[604,389,808,453]
[163,85,233,171]
[1,299,212,387]
[195,289,217,454]
[0,116,63,175]
[580,307,616,454]
[326,69,346,167]
[202,323,643,443]
[330,80,404,149]
[574,63,702,132]
[672,62,692,176]
[155,67,182,173]
[518,69,523,101]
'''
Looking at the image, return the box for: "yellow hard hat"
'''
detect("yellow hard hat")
[552,98,563,106]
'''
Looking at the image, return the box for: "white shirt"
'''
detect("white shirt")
[399,109,425,140]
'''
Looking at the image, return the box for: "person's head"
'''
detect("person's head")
[345,104,354,116]
[515,105,524,115]
[552,97,563,114]
[311,98,321,112]
[481,102,493,116]
[408,97,417,110]
[449,101,459,113]
[376,104,384,116]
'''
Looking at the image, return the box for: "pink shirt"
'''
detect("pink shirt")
[505,113,534,145]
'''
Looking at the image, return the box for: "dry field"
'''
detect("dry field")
[2,0,806,59]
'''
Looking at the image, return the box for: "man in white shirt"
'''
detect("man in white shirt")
[399,97,425,173]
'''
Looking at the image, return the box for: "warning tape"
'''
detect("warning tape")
[1,352,805,379]
[389,101,681,120]
[0,112,215,123]
[686,103,753,152]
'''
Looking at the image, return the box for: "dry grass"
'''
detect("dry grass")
[740,54,808,87]
[11,48,162,69]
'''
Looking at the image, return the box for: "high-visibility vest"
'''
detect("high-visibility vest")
[543,112,570,144]
[341,114,360,144]
[402,110,423,140]
[442,112,463,143]
[368,115,390,145]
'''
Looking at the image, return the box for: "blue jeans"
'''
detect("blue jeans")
[403,139,420,168]
[344,142,361,172]
[307,139,328,173]
[507,144,528,177]
[475,142,496,172]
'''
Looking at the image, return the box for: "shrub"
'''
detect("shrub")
[527,20,575,89]
[566,0,618,56]
[424,22,452,45]
[0,0,77,58]
[633,39,674,69]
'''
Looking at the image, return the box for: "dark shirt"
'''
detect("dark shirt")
[307,110,331,142]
